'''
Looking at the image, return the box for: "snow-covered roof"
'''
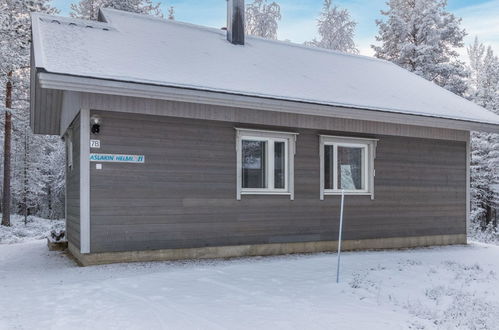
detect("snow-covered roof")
[31,8,499,127]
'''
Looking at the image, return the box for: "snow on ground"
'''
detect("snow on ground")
[0,214,64,244]
[1,240,499,330]
[469,222,499,246]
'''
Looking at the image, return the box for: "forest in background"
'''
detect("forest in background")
[0,0,497,241]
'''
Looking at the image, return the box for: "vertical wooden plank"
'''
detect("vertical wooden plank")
[466,132,470,237]
[268,140,275,190]
[65,117,80,249]
[80,108,90,253]
[319,136,324,200]
[236,130,242,200]
[289,135,295,201]
[64,134,67,238]
[370,141,377,200]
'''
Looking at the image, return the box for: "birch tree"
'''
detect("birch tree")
[306,0,358,54]
[245,0,281,40]
[70,0,163,20]
[167,6,175,20]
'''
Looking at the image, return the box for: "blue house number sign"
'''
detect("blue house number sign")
[90,153,145,163]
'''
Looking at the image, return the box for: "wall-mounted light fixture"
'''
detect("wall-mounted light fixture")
[90,115,102,134]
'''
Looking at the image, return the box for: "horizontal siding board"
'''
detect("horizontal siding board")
[66,115,81,249]
[89,111,467,253]
[79,92,469,141]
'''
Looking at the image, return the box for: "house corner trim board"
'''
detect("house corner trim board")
[80,108,91,254]
[466,132,471,237]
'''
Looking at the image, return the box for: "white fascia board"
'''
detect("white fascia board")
[37,72,499,133]
[466,132,471,238]
[30,13,45,69]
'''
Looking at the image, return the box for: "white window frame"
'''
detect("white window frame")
[236,128,298,200]
[320,135,378,200]
[67,129,73,171]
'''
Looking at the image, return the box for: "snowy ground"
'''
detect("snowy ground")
[1,240,499,329]
[0,214,64,244]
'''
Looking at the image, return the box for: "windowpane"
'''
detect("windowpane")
[274,141,285,189]
[337,146,363,190]
[324,145,334,190]
[242,140,266,188]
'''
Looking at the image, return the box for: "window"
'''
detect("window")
[236,128,297,200]
[320,135,377,200]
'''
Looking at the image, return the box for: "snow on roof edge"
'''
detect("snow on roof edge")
[31,12,114,69]
[31,9,499,128]
[42,69,499,127]
[33,11,112,28]
[30,12,45,69]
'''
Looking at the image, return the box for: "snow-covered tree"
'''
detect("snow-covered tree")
[468,38,499,112]
[0,1,56,79]
[245,0,281,40]
[8,71,65,220]
[0,0,64,221]
[70,0,163,20]
[167,6,175,20]
[470,132,496,227]
[467,37,499,230]
[372,0,467,96]
[306,0,358,54]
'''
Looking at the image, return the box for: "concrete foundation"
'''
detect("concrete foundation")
[68,234,467,266]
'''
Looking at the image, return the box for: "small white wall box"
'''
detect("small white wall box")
[96,164,102,170]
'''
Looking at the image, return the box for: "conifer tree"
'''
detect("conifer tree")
[0,0,62,224]
[373,0,467,96]
[467,37,499,230]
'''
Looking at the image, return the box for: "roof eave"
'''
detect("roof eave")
[35,72,499,134]
[31,69,63,135]
[30,13,45,69]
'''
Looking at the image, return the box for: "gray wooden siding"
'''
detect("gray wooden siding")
[66,115,80,249]
[88,110,466,253]
[60,91,81,136]
[77,92,468,141]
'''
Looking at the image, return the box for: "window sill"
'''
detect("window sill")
[241,191,292,196]
[324,191,372,196]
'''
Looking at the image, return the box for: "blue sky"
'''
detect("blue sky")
[52,0,499,57]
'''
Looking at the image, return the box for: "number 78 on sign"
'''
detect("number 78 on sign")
[90,140,101,148]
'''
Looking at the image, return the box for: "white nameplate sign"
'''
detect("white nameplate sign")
[90,154,145,163]
[90,140,101,148]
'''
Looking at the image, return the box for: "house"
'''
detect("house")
[30,1,499,266]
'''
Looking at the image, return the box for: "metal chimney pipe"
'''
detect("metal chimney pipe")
[227,0,245,45]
